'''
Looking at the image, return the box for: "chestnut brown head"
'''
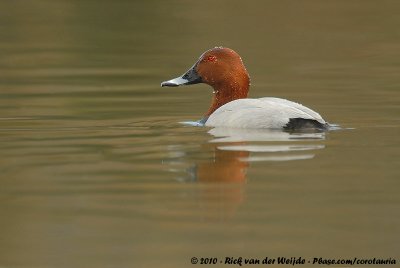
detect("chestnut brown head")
[161,47,249,90]
[161,47,250,116]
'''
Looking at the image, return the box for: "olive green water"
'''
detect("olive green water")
[0,1,399,267]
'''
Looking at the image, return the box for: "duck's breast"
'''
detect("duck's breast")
[205,98,326,129]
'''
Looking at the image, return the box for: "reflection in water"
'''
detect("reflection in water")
[209,128,326,162]
[168,127,327,182]
[209,127,326,162]
[197,148,249,183]
[167,127,326,220]
[208,127,326,142]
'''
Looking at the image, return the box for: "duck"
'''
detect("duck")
[161,47,329,130]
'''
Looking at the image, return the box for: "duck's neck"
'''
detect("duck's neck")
[205,78,250,116]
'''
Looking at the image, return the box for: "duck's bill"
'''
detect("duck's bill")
[161,64,202,87]
[161,76,189,87]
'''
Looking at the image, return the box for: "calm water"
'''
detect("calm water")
[0,1,399,267]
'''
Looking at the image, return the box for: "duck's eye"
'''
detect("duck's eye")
[205,55,217,62]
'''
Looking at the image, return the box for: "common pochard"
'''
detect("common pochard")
[161,47,329,130]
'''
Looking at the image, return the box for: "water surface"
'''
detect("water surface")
[0,1,399,267]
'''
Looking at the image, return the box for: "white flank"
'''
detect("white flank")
[205,97,326,129]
